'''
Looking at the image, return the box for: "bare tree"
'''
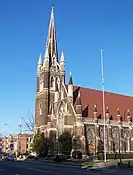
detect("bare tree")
[22,109,34,132]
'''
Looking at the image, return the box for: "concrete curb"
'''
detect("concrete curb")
[24,159,81,168]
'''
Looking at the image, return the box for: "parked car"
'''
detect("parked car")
[7,155,14,161]
[54,154,68,162]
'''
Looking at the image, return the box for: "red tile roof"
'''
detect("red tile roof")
[67,85,133,121]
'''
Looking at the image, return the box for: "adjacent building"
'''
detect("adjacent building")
[35,8,133,156]
[1,134,32,156]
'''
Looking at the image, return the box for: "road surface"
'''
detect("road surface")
[0,160,133,175]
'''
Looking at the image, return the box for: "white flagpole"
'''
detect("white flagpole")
[100,49,106,162]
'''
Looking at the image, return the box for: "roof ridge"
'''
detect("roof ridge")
[71,84,133,98]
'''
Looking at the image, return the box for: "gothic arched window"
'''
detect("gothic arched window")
[40,78,43,92]
[39,103,42,115]
[50,76,54,88]
[55,77,58,90]
[57,77,60,90]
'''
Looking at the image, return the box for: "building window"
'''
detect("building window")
[57,78,60,90]
[39,103,42,115]
[50,76,54,87]
[26,144,28,149]
[40,78,43,92]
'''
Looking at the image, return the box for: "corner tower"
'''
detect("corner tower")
[35,8,65,128]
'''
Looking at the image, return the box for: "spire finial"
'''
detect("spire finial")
[52,6,54,13]
[50,6,54,23]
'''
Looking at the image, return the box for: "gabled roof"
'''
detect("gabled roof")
[74,86,133,121]
[66,84,133,121]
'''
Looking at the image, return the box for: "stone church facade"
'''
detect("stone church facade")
[35,8,133,156]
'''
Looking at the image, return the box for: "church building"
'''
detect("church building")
[35,8,133,156]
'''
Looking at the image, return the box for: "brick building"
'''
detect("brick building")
[1,134,32,156]
[35,8,133,156]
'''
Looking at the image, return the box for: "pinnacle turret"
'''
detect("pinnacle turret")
[38,53,42,65]
[60,51,65,72]
[76,91,82,105]
[37,53,42,73]
[43,45,49,69]
[60,51,65,62]
[44,46,49,59]
[68,72,73,99]
[68,72,73,85]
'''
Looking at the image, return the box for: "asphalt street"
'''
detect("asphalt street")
[0,160,133,175]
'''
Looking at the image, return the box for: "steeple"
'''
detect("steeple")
[44,7,58,67]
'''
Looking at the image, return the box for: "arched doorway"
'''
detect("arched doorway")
[86,127,95,156]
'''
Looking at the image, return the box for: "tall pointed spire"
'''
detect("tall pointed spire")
[45,7,58,66]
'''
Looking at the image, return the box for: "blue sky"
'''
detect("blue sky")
[0,0,133,135]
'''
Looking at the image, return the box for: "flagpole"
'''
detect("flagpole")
[100,49,106,162]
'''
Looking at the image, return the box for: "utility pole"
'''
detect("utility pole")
[100,49,106,162]
[18,117,22,156]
